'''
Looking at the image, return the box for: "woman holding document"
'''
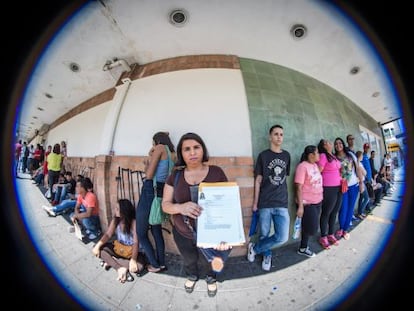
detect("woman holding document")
[162,132,232,297]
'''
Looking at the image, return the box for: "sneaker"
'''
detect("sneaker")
[262,255,272,271]
[297,247,316,258]
[42,205,56,217]
[327,234,339,246]
[319,236,331,249]
[335,229,343,240]
[88,233,97,240]
[247,242,256,262]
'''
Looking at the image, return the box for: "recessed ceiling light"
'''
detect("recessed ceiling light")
[350,66,360,75]
[372,91,380,97]
[32,116,38,119]
[290,24,307,40]
[169,9,188,27]
[37,107,44,111]
[44,92,53,99]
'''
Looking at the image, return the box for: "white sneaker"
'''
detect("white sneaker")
[262,255,272,271]
[247,242,256,262]
[88,233,97,240]
[42,205,56,217]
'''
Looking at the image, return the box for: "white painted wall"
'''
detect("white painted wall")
[112,68,252,156]
[45,68,252,157]
[45,102,111,157]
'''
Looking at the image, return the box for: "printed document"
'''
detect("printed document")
[196,182,245,247]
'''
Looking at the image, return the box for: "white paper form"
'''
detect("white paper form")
[196,182,246,248]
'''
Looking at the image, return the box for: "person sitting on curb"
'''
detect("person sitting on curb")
[92,199,146,283]
[69,177,101,240]
[50,171,76,206]
[43,174,84,217]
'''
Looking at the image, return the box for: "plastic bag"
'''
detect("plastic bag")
[292,216,302,239]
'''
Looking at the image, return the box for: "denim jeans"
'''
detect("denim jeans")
[254,207,290,257]
[199,247,231,271]
[136,179,165,267]
[54,185,69,203]
[53,199,76,215]
[357,186,370,215]
[70,204,100,235]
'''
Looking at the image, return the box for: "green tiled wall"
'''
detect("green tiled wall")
[241,58,379,162]
[240,57,380,211]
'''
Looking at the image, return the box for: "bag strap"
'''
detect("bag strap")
[153,145,174,196]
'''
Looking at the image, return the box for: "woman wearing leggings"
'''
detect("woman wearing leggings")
[294,145,323,257]
[317,139,343,249]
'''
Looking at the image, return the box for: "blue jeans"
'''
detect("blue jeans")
[357,186,370,215]
[54,185,69,203]
[70,205,100,235]
[136,179,165,267]
[254,207,290,257]
[53,199,76,215]
[199,247,231,271]
[338,183,359,232]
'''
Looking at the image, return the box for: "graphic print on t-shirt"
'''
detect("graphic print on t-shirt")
[267,158,287,186]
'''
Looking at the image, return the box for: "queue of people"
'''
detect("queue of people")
[22,128,395,294]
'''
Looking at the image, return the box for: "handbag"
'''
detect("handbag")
[113,240,133,259]
[341,179,348,193]
[149,145,174,225]
[149,195,166,225]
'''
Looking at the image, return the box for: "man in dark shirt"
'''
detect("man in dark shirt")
[247,125,291,271]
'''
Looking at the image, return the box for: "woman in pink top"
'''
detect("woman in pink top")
[316,139,342,249]
[294,145,323,258]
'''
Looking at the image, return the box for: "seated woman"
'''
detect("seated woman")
[43,174,84,217]
[70,177,101,240]
[92,199,146,283]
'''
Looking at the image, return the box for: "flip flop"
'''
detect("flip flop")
[126,272,134,282]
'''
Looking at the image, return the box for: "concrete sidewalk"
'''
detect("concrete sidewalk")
[16,167,406,310]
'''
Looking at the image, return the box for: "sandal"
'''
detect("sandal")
[126,271,134,282]
[207,281,217,297]
[184,279,197,293]
[99,260,110,271]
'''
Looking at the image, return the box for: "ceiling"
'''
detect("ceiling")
[17,0,402,141]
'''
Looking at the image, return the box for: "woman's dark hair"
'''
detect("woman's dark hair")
[52,143,61,154]
[334,137,357,172]
[153,131,175,152]
[176,132,209,166]
[300,145,317,162]
[317,139,335,162]
[117,199,135,234]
